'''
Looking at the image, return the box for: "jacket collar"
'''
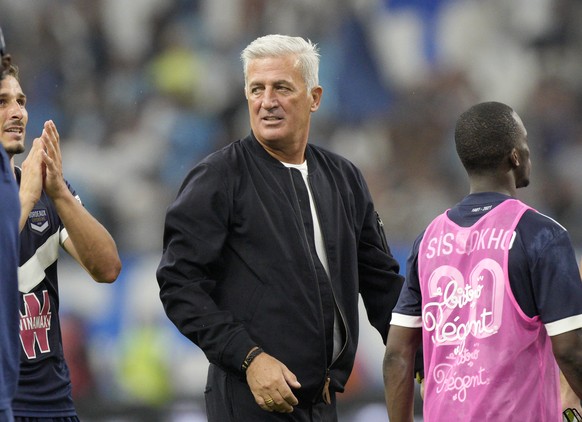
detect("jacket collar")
[244,132,319,174]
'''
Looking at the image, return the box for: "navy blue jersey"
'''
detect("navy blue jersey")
[393,192,582,335]
[13,167,78,418]
[0,149,21,415]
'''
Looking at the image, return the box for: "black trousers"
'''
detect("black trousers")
[204,364,338,422]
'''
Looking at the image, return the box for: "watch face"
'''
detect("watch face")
[563,408,582,422]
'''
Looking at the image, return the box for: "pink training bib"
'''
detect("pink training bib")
[418,199,561,422]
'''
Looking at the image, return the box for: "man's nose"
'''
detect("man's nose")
[7,100,24,118]
[261,87,278,109]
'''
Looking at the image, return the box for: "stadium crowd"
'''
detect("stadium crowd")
[2,0,582,420]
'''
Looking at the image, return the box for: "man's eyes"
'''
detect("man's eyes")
[0,98,26,106]
[250,85,292,94]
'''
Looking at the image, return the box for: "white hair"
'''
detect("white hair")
[241,34,320,92]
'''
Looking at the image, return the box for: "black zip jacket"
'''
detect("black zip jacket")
[157,134,404,405]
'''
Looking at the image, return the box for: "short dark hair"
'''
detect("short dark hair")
[455,101,521,174]
[1,63,19,81]
[7,64,19,79]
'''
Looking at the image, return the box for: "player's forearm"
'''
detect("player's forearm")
[383,351,416,422]
[18,171,42,231]
[18,192,36,232]
[559,357,582,400]
[54,191,121,282]
[553,330,582,399]
[561,371,582,412]
[384,374,415,421]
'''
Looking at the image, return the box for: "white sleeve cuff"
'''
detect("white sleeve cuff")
[545,314,582,336]
[390,313,423,328]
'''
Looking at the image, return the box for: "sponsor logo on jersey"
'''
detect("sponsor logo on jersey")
[28,208,49,234]
[19,290,52,359]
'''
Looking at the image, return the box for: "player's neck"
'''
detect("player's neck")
[469,176,516,198]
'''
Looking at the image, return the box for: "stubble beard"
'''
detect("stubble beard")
[1,140,25,157]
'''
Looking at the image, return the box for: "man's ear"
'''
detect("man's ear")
[310,86,323,112]
[509,148,520,168]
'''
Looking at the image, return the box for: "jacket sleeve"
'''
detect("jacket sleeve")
[156,162,256,374]
[356,175,405,344]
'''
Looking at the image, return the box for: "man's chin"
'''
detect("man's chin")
[516,179,530,189]
[1,143,25,156]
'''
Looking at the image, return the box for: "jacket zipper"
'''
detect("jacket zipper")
[304,172,350,403]
[376,211,389,253]
[289,170,340,379]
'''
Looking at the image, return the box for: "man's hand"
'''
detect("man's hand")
[38,120,68,199]
[245,351,301,413]
[19,120,68,231]
[19,137,46,230]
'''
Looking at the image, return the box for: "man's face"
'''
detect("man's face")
[512,111,531,189]
[245,54,321,150]
[0,74,27,156]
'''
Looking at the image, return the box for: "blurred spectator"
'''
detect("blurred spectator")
[61,314,97,402]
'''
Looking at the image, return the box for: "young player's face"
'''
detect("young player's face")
[0,75,27,157]
[512,112,531,189]
[245,54,321,157]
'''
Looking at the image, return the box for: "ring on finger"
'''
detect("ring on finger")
[265,397,274,406]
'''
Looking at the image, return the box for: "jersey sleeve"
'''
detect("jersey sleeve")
[391,233,423,328]
[527,214,582,335]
